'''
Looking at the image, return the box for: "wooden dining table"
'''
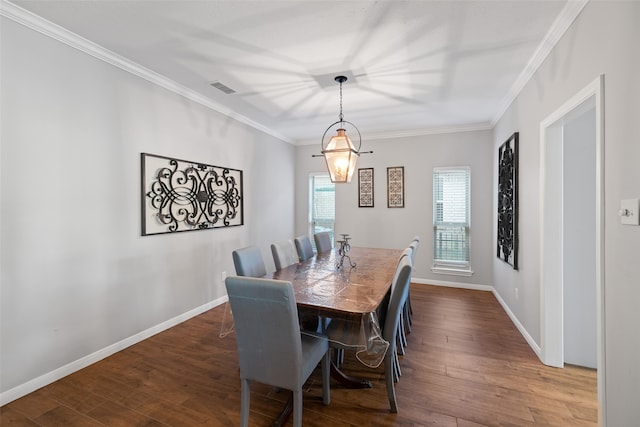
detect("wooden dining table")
[267,246,402,319]
[267,246,401,375]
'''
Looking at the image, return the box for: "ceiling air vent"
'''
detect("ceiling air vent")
[209,81,236,94]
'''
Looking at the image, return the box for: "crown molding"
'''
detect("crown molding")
[2,0,587,145]
[365,122,494,141]
[295,122,494,146]
[0,0,294,144]
[491,0,589,125]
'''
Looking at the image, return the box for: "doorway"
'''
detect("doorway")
[540,75,605,421]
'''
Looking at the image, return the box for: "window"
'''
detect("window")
[309,174,335,250]
[432,167,473,276]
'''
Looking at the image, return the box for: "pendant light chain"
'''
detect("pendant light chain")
[313,74,369,184]
[338,79,344,123]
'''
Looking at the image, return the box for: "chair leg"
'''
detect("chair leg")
[393,351,401,382]
[385,352,398,413]
[397,317,406,355]
[401,313,408,344]
[333,347,344,366]
[403,300,412,333]
[322,351,330,405]
[293,390,303,427]
[240,378,250,427]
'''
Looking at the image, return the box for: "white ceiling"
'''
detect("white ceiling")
[8,0,582,144]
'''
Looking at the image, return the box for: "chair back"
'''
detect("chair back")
[232,246,267,277]
[294,235,314,261]
[382,256,413,342]
[390,247,413,294]
[314,232,332,254]
[271,240,299,270]
[409,238,420,264]
[225,276,304,390]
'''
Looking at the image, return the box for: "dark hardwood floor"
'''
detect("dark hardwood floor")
[1,284,597,426]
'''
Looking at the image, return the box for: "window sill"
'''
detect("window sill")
[431,266,474,277]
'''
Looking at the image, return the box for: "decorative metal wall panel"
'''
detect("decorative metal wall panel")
[497,132,518,269]
[358,168,374,207]
[387,166,404,208]
[141,153,243,236]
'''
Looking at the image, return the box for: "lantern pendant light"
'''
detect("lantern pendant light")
[320,76,363,183]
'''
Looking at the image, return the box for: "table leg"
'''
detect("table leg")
[273,392,293,427]
[330,360,372,388]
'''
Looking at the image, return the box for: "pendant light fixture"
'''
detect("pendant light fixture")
[316,75,370,183]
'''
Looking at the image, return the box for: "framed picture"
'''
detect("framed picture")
[141,153,243,236]
[358,168,374,207]
[497,132,519,269]
[387,166,404,208]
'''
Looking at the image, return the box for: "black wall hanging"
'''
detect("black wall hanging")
[497,132,518,269]
[141,153,243,236]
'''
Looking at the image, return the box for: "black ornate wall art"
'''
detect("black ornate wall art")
[141,153,243,236]
[497,132,519,269]
[358,168,374,207]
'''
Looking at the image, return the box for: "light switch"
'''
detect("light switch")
[619,198,640,225]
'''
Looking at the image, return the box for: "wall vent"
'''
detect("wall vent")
[209,81,236,94]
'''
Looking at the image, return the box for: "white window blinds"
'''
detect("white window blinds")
[433,168,470,267]
[309,174,335,250]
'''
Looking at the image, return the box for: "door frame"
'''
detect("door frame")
[539,75,605,424]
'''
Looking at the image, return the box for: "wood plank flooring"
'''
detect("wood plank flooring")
[1,284,597,426]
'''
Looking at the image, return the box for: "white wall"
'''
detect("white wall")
[493,2,640,424]
[0,18,294,401]
[295,129,494,287]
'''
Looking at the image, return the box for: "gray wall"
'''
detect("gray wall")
[563,107,597,369]
[492,2,640,424]
[1,18,294,399]
[295,130,495,287]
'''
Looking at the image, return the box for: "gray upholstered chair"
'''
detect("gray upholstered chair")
[271,240,299,270]
[409,236,420,265]
[381,255,413,412]
[314,231,332,254]
[294,235,314,261]
[232,246,267,277]
[326,253,413,413]
[394,247,414,357]
[225,276,330,427]
[404,236,420,330]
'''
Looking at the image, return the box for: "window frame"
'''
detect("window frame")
[308,173,335,251]
[432,167,474,276]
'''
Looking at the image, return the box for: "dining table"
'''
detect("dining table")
[267,246,402,381]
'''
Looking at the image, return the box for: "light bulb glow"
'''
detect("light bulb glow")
[322,129,359,183]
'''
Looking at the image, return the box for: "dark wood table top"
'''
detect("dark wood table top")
[266,246,402,317]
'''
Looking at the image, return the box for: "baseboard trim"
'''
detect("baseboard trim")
[491,288,542,359]
[0,296,228,406]
[412,277,493,292]
[3,280,544,405]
